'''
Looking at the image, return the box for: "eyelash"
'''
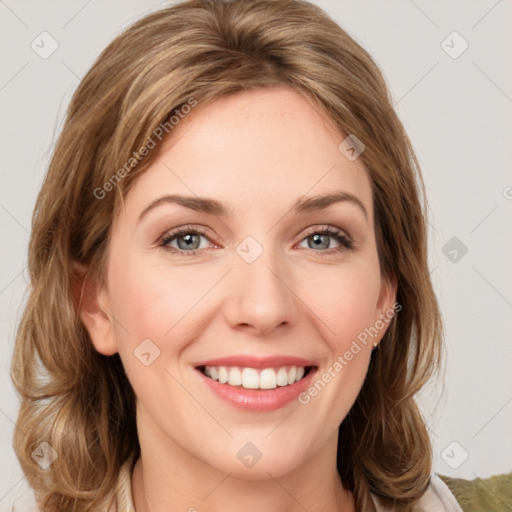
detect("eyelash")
[159,224,354,257]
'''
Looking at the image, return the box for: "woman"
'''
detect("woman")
[11,0,463,510]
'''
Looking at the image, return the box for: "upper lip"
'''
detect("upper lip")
[193,355,318,369]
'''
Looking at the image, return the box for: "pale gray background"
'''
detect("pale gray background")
[1,0,511,509]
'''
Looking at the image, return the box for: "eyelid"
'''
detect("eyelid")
[299,224,351,241]
[159,224,213,241]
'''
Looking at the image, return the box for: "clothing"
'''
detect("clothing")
[368,475,464,511]
[112,456,463,512]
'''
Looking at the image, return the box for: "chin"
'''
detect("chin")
[202,438,309,480]
[221,457,302,481]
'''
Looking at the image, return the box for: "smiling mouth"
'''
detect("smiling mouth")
[196,365,315,390]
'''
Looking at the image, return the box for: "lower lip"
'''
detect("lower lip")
[195,367,317,412]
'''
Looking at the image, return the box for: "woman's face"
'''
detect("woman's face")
[84,86,396,478]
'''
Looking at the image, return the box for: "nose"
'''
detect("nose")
[223,248,299,337]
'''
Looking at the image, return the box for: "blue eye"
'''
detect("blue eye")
[159,225,353,256]
[298,227,353,253]
[160,227,211,255]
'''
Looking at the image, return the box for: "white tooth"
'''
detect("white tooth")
[228,367,242,386]
[205,365,307,388]
[218,366,229,383]
[287,366,297,385]
[259,368,277,389]
[241,368,259,389]
[276,367,289,386]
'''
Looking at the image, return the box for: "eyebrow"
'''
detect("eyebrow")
[138,191,368,223]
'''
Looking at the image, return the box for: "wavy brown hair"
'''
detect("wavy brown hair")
[11,1,442,510]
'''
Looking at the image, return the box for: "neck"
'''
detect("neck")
[132,458,354,512]
[131,411,355,512]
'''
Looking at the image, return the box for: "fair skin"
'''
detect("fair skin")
[80,86,396,512]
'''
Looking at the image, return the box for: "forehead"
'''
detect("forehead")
[120,86,373,223]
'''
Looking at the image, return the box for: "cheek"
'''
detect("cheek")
[106,255,204,409]
[298,259,381,349]
[292,263,380,430]
[108,254,214,345]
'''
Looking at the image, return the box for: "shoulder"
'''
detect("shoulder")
[370,474,463,512]
[12,456,138,512]
[419,474,464,511]
[113,455,138,512]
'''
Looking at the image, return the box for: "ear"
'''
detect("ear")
[374,273,399,341]
[71,262,118,356]
[376,272,397,313]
